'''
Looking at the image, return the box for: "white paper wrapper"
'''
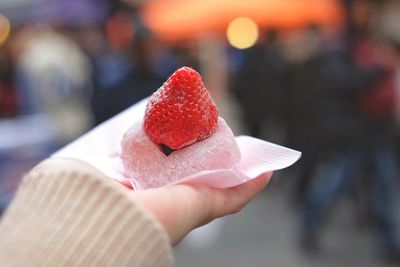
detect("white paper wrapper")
[52,98,301,190]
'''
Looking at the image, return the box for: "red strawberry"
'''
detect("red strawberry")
[143,66,218,150]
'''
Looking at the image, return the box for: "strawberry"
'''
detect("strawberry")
[143,67,218,150]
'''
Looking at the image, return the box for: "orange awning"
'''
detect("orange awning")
[142,0,345,41]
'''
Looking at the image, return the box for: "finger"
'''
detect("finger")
[200,171,272,224]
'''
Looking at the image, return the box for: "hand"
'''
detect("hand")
[132,172,272,244]
[34,158,272,245]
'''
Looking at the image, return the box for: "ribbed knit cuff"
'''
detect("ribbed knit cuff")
[0,160,172,267]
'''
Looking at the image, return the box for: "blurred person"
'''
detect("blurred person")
[349,7,400,260]
[232,29,286,140]
[74,22,120,81]
[14,27,93,144]
[378,0,400,125]
[299,0,400,261]
[91,30,172,124]
[379,0,400,46]
[391,40,400,179]
[0,43,18,118]
[284,24,326,202]
[393,41,400,125]
[80,23,134,124]
[87,7,136,93]
[298,46,399,259]
[0,42,20,213]
[0,158,271,266]
[90,4,179,124]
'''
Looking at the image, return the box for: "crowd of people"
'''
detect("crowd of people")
[232,0,400,261]
[0,0,400,263]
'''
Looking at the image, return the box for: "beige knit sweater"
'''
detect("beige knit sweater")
[0,160,172,267]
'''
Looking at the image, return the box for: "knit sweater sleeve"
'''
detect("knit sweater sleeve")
[0,159,172,267]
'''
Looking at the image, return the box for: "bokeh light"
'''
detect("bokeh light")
[0,15,11,44]
[226,17,259,49]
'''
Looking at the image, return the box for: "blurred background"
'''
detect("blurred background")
[1,0,400,266]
